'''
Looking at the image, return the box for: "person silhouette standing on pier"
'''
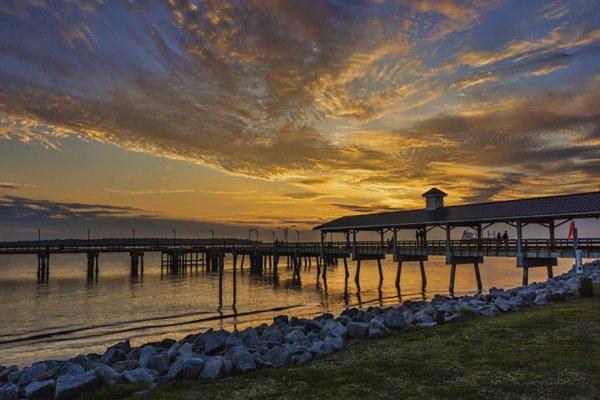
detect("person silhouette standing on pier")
[415,230,420,246]
[502,230,509,250]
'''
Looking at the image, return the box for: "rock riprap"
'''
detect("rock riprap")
[1,261,598,399]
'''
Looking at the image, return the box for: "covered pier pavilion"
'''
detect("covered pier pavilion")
[314,189,600,292]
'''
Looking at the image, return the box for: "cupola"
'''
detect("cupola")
[422,188,447,211]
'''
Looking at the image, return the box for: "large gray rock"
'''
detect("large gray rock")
[178,343,194,359]
[346,322,369,339]
[183,358,205,379]
[225,336,244,350]
[91,363,120,386]
[0,383,18,400]
[17,363,47,386]
[322,320,347,339]
[304,320,322,333]
[325,336,344,352]
[69,355,93,371]
[121,368,157,384]
[273,315,289,325]
[166,359,186,381]
[146,354,168,375]
[203,331,229,355]
[384,313,407,330]
[24,379,54,400]
[55,372,101,400]
[310,341,334,359]
[226,347,256,374]
[101,348,127,366]
[112,360,140,373]
[0,366,18,383]
[263,346,290,368]
[138,346,157,368]
[494,297,511,313]
[285,329,307,344]
[199,357,223,380]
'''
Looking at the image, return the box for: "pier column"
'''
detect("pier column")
[419,260,427,288]
[37,251,50,282]
[354,259,361,285]
[395,261,402,288]
[377,258,383,284]
[546,265,554,279]
[449,263,457,294]
[87,252,99,280]
[343,257,349,278]
[474,262,482,292]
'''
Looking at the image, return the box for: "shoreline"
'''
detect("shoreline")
[1,260,598,400]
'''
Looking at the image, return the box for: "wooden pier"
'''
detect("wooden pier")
[1,189,599,294]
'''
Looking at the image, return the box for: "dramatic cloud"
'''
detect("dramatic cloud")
[1,0,599,219]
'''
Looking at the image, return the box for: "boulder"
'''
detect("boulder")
[304,320,322,333]
[91,363,120,386]
[226,347,256,374]
[57,362,85,378]
[311,341,334,358]
[24,379,54,400]
[17,363,47,386]
[0,383,17,400]
[55,372,101,400]
[166,359,186,381]
[321,320,347,339]
[183,358,205,379]
[121,368,157,384]
[253,354,275,369]
[112,360,140,373]
[479,308,497,317]
[109,340,131,352]
[263,346,290,368]
[199,357,223,380]
[494,297,511,313]
[225,336,244,350]
[146,354,168,375]
[69,355,93,371]
[178,343,194,359]
[285,329,307,344]
[0,366,18,383]
[101,348,127,366]
[126,347,141,361]
[203,331,229,356]
[324,336,344,351]
[138,346,158,368]
[346,322,369,339]
[384,313,407,330]
[273,315,289,325]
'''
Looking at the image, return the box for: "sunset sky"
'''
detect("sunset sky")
[1,0,599,241]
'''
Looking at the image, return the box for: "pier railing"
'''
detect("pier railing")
[0,238,598,257]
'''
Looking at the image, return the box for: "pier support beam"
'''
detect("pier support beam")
[394,255,428,289]
[37,251,50,282]
[517,257,557,286]
[446,255,484,294]
[130,251,144,276]
[87,252,99,280]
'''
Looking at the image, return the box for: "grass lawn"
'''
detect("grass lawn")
[84,290,600,400]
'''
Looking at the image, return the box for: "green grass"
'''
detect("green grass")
[83,290,600,400]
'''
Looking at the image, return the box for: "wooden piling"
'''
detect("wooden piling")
[377,258,383,284]
[546,265,553,279]
[420,260,427,287]
[395,260,402,288]
[449,263,457,293]
[343,257,349,278]
[474,262,482,292]
[354,259,361,285]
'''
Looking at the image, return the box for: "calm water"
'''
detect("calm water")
[0,252,575,367]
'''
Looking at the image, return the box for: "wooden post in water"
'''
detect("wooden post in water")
[449,263,457,293]
[420,260,427,287]
[547,265,553,278]
[343,257,349,278]
[395,261,402,288]
[354,259,361,285]
[473,262,482,292]
[377,258,383,284]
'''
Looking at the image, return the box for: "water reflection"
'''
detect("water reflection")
[0,252,577,367]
